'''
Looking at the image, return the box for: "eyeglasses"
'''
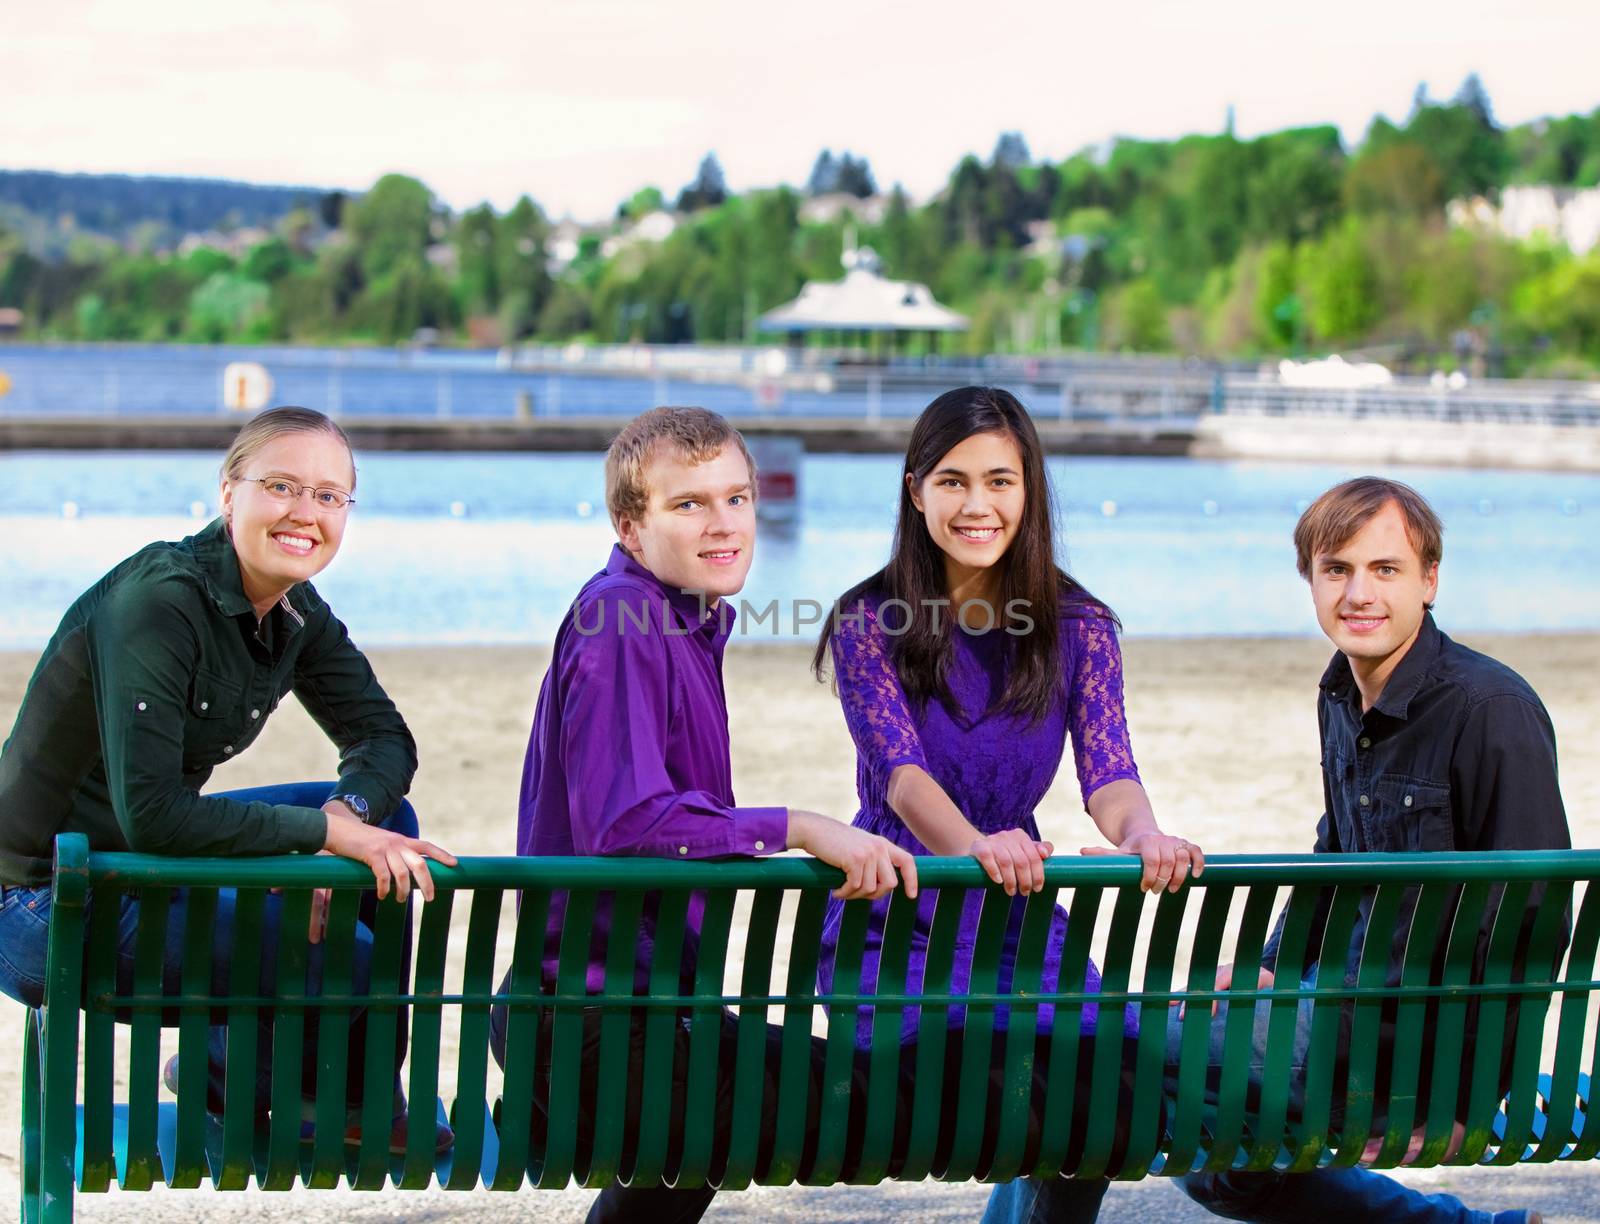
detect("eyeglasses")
[241,476,356,511]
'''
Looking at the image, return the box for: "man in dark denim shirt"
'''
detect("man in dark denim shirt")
[1175,478,1563,1224]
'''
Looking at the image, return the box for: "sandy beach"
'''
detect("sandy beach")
[2,632,1597,1220]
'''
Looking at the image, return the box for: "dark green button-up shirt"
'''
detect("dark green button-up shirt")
[0,518,417,885]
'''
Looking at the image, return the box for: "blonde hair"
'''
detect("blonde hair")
[1293,477,1443,579]
[220,406,355,489]
[604,406,756,528]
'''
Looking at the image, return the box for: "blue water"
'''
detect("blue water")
[0,343,947,420]
[2,451,1595,649]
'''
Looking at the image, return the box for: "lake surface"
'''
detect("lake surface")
[0,343,991,421]
[3,451,1595,650]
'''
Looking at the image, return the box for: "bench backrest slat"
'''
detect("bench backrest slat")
[494,883,548,1190]
[1495,880,1577,1164]
[681,887,737,1185]
[1539,880,1600,1160]
[262,887,311,1186]
[354,892,409,1187]
[579,885,641,1187]
[629,885,686,1182]
[123,886,171,1190]
[1031,883,1100,1177]
[401,887,453,1186]
[79,890,119,1192]
[542,886,595,1185]
[771,888,826,1180]
[448,887,503,1189]
[724,886,784,1187]
[305,889,359,1185]
[987,888,1060,1181]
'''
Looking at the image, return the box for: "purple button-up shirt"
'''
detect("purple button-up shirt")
[518,545,788,990]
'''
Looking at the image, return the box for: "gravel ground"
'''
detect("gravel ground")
[4,1161,1595,1221]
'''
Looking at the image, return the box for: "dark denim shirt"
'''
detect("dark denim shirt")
[0,518,416,885]
[1313,612,1568,862]
[1267,610,1570,992]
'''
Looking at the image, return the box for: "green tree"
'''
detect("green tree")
[617,186,666,219]
[348,174,435,282]
[188,272,270,341]
[242,238,294,284]
[454,204,500,315]
[677,153,729,212]
[1513,252,1600,361]
[1302,219,1378,342]
[1344,142,1446,216]
[1254,241,1300,348]
[1102,278,1170,350]
[496,196,552,340]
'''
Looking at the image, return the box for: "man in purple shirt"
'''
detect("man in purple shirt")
[498,406,918,1223]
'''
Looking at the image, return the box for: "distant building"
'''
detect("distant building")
[176,226,272,260]
[1449,185,1600,255]
[547,219,586,270]
[425,242,459,277]
[601,209,679,258]
[799,193,888,226]
[758,243,967,338]
[0,306,23,335]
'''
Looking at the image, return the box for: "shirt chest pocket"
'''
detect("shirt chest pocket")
[184,670,244,764]
[1373,774,1453,852]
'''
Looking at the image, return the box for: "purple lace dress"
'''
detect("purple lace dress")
[819,596,1142,1048]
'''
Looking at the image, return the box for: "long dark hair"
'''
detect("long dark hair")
[812,385,1113,724]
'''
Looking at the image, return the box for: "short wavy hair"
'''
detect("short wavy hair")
[1294,477,1443,579]
[604,406,756,528]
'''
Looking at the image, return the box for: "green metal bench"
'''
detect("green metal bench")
[20,832,1600,1220]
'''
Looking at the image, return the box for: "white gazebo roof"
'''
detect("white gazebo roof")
[758,246,968,334]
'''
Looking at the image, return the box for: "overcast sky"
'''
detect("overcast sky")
[8,0,1598,221]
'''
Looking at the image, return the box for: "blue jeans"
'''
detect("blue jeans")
[1163,969,1516,1224]
[982,1175,1108,1223]
[0,782,416,1116]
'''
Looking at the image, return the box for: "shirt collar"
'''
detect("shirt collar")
[191,518,257,619]
[1318,609,1441,720]
[604,544,733,642]
[192,517,309,636]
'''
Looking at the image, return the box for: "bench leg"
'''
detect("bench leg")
[20,1010,42,1224]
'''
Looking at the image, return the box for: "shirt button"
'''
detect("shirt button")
[678,846,688,856]
[1358,737,1370,748]
[754,840,765,852]
[1404,795,1414,807]
[223,745,234,755]
[1359,794,1370,806]
[136,701,147,712]
[199,701,209,711]
[250,709,261,720]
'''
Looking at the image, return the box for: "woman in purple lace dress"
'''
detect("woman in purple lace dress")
[812,386,1203,1222]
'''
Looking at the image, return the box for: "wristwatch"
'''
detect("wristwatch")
[330,793,371,823]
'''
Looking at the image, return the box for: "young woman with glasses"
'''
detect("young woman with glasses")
[0,405,456,1154]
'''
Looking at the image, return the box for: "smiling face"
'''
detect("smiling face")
[1310,499,1439,698]
[219,428,355,616]
[615,440,756,602]
[909,430,1026,601]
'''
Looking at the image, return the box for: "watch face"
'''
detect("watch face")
[343,794,369,815]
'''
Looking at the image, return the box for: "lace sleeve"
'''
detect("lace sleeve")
[1066,611,1141,803]
[830,599,929,777]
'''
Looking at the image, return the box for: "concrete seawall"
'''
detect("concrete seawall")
[0,414,1196,457]
[1192,413,1600,472]
[7,412,1600,471]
